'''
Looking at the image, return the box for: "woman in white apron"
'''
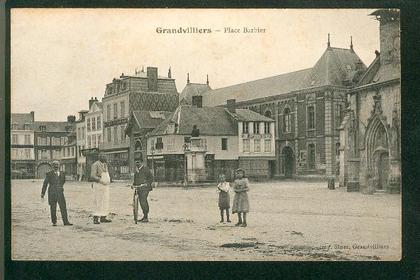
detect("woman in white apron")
[90,153,112,224]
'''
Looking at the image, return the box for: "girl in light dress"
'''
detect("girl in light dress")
[217,174,231,223]
[232,168,249,227]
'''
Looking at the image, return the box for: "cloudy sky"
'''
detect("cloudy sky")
[11,9,379,121]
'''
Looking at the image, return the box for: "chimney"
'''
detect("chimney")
[67,115,76,123]
[227,99,236,113]
[147,67,158,91]
[89,97,95,109]
[30,111,35,122]
[192,96,203,108]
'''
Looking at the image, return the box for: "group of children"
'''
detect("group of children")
[217,168,249,227]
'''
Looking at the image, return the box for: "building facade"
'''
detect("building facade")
[11,112,36,178]
[202,39,367,178]
[340,9,400,193]
[125,110,172,173]
[33,116,76,179]
[145,99,275,182]
[76,109,88,180]
[100,66,179,179]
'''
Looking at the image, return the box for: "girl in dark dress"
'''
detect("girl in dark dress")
[217,174,231,223]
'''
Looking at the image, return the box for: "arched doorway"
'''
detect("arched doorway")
[365,116,390,190]
[282,146,295,177]
[37,163,52,179]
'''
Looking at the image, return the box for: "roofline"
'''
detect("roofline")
[209,67,313,93]
[356,55,380,87]
[215,84,348,107]
[349,78,400,95]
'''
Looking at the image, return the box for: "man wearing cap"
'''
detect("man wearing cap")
[41,161,73,226]
[90,152,112,224]
[133,157,153,222]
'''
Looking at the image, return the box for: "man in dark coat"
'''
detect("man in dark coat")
[41,161,73,226]
[133,157,153,222]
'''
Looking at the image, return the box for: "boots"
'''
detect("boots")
[226,211,231,223]
[139,214,148,223]
[220,210,224,223]
[100,216,112,223]
[235,213,242,226]
[93,216,100,224]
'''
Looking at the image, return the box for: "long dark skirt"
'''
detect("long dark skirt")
[218,192,230,209]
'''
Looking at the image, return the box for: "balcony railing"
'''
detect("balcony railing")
[99,139,130,150]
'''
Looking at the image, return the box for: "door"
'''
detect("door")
[377,152,390,190]
[282,146,294,177]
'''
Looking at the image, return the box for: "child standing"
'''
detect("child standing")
[232,168,249,227]
[217,174,231,223]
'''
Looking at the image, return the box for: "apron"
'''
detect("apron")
[93,171,110,217]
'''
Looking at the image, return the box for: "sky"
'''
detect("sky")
[11,9,380,121]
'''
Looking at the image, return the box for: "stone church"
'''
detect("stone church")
[340,9,400,193]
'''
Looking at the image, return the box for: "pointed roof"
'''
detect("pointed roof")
[179,83,212,105]
[202,47,366,107]
[303,47,367,87]
[125,111,172,135]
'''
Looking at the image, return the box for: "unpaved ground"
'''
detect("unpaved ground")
[11,179,401,261]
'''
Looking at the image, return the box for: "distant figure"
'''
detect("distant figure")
[41,161,73,226]
[90,152,112,224]
[133,157,153,222]
[191,125,200,137]
[217,174,231,223]
[232,168,250,227]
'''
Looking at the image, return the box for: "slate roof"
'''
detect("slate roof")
[133,111,173,129]
[179,83,212,105]
[34,121,72,132]
[203,47,366,106]
[148,106,273,137]
[356,54,399,87]
[231,109,275,122]
[11,113,34,130]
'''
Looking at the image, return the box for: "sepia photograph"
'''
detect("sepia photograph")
[9,8,401,261]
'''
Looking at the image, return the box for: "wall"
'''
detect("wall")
[147,134,238,160]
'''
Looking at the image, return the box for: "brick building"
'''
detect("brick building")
[202,37,367,177]
[100,67,179,179]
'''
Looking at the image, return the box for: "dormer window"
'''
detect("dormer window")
[40,125,46,132]
[12,123,18,130]
[24,123,30,130]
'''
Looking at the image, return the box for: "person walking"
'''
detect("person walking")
[90,152,112,224]
[217,174,231,223]
[41,161,73,226]
[232,168,250,227]
[133,157,153,223]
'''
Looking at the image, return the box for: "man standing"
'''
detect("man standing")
[90,152,112,224]
[41,161,73,226]
[133,157,153,223]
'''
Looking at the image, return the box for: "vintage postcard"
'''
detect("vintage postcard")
[10,8,401,261]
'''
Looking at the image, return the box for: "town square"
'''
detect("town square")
[9,9,401,262]
[12,179,400,261]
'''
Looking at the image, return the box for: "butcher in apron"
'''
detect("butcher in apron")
[90,152,112,224]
